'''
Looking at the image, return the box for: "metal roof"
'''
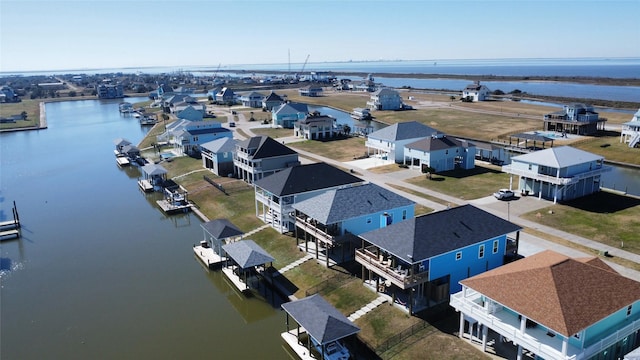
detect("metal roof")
[141,164,167,177]
[281,294,360,345]
[200,137,237,153]
[222,240,274,269]
[510,146,603,168]
[367,121,442,142]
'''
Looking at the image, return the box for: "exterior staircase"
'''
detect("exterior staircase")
[629,132,640,148]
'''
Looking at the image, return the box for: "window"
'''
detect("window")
[455,252,462,261]
[402,210,407,220]
[492,240,499,254]
[627,305,633,317]
[479,245,485,259]
[528,164,532,170]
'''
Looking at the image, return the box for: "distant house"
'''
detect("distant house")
[543,103,607,135]
[158,119,232,155]
[0,86,19,103]
[201,137,238,177]
[239,91,264,108]
[620,108,640,148]
[272,102,309,129]
[216,87,236,104]
[356,204,521,314]
[462,81,490,102]
[293,183,415,266]
[298,85,323,97]
[450,250,640,360]
[404,134,476,172]
[262,91,285,110]
[96,84,124,99]
[366,88,403,111]
[501,146,611,203]
[233,135,300,184]
[365,121,442,163]
[175,104,205,122]
[293,113,337,140]
[253,162,364,233]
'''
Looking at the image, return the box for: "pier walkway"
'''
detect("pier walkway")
[347,295,389,322]
[273,254,314,276]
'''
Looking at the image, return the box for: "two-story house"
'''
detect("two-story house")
[620,108,640,148]
[272,102,309,129]
[355,204,521,315]
[293,114,337,140]
[404,134,476,172]
[158,120,232,155]
[366,88,403,111]
[216,87,236,104]
[293,183,415,267]
[239,91,264,108]
[501,146,611,203]
[200,137,237,177]
[462,81,490,102]
[450,250,640,360]
[262,91,285,110]
[175,103,205,122]
[298,85,323,97]
[253,162,364,233]
[365,121,443,163]
[233,135,300,184]
[543,103,607,135]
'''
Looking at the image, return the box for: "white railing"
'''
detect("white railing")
[582,318,640,359]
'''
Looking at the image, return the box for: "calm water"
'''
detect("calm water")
[0,99,289,359]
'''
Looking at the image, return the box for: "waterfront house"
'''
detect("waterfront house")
[201,219,244,259]
[404,134,476,172]
[298,85,323,97]
[462,81,490,102]
[281,294,360,360]
[620,108,640,148]
[272,102,309,129]
[0,85,19,103]
[254,162,364,233]
[450,250,640,360]
[233,135,300,184]
[261,91,285,110]
[501,146,611,203]
[293,113,338,140]
[158,120,232,155]
[96,83,124,99]
[200,137,238,177]
[365,121,442,163]
[356,204,521,314]
[293,183,415,266]
[239,91,264,108]
[366,88,403,111]
[543,103,607,135]
[216,87,236,104]
[221,240,274,292]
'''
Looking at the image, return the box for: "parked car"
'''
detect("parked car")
[493,189,515,200]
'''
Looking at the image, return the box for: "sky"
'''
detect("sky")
[1,0,639,72]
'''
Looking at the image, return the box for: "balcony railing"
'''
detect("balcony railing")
[295,216,336,245]
[355,247,429,290]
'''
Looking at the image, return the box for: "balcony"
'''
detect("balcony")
[502,165,611,186]
[295,216,337,246]
[355,247,429,290]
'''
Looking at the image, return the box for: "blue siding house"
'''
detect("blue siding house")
[200,137,237,177]
[292,183,415,267]
[272,102,309,129]
[404,134,476,172]
[451,250,640,360]
[356,204,521,314]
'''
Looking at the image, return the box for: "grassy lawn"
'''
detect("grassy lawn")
[404,164,511,200]
[250,127,291,139]
[321,277,379,315]
[520,191,640,255]
[388,184,459,207]
[138,120,171,148]
[0,100,40,129]
[571,132,640,165]
[355,305,422,349]
[289,136,367,162]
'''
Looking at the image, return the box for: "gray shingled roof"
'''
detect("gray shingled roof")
[254,163,363,196]
[201,137,237,153]
[510,146,603,168]
[367,121,442,142]
[273,102,308,115]
[405,135,474,152]
[359,204,521,264]
[201,219,244,240]
[237,135,297,159]
[292,183,414,225]
[222,240,274,269]
[281,294,360,345]
[113,138,131,147]
[141,163,167,177]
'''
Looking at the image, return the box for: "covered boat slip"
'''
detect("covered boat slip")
[281,294,360,360]
[195,219,245,269]
[138,164,168,192]
[221,240,274,293]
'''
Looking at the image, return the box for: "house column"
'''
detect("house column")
[516,345,523,360]
[509,175,513,191]
[458,312,465,339]
[554,184,558,204]
[562,338,568,357]
[481,324,488,352]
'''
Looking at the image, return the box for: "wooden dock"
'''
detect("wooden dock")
[281,329,315,360]
[193,245,226,269]
[138,179,154,192]
[0,229,20,240]
[116,156,130,166]
[156,200,192,214]
[221,266,250,292]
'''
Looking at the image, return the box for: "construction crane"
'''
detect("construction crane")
[298,54,310,81]
[212,63,221,85]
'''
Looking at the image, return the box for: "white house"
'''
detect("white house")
[450,250,640,360]
[158,120,232,155]
[620,108,640,148]
[293,114,337,140]
[501,146,611,203]
[366,88,403,110]
[239,91,264,108]
[462,81,490,102]
[365,121,442,163]
[404,134,476,172]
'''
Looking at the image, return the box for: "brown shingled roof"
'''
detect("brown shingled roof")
[460,250,640,337]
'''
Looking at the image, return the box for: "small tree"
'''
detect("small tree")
[342,124,351,136]
[450,95,456,102]
[422,165,436,180]
[20,111,28,120]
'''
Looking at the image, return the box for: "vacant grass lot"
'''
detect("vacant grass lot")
[405,164,511,200]
[0,100,40,129]
[571,133,640,165]
[251,127,290,139]
[289,137,367,161]
[521,191,640,255]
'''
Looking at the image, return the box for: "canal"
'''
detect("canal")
[0,99,290,359]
